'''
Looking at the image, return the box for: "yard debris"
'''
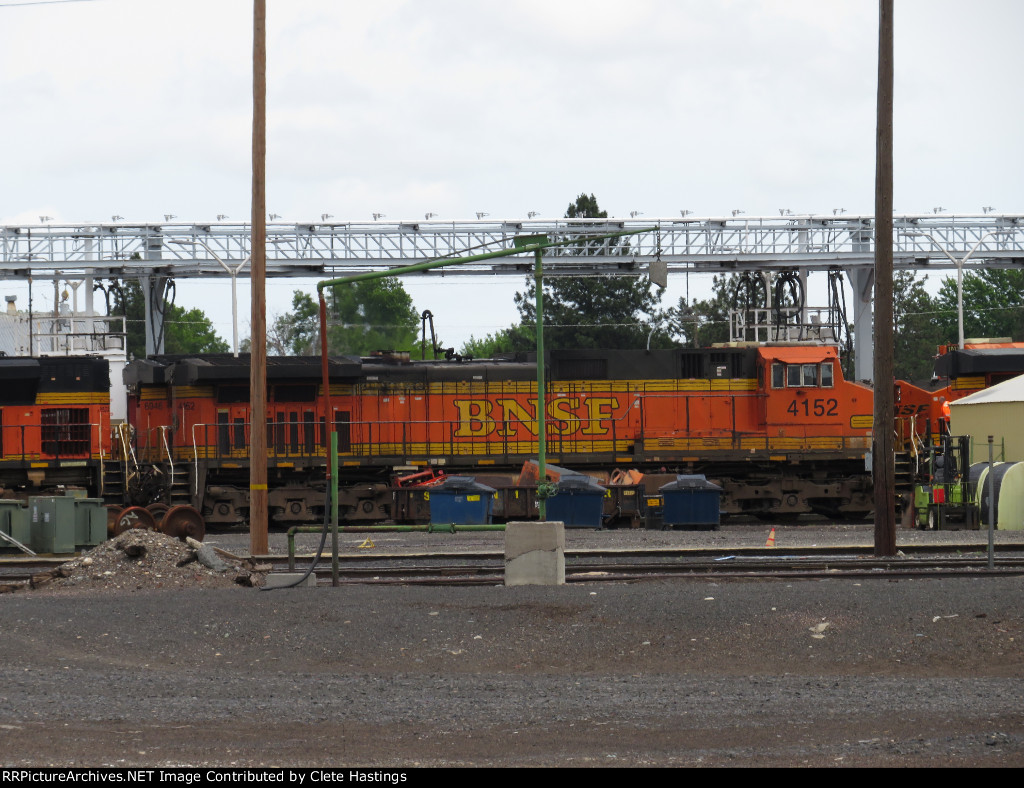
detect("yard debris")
[23,530,269,593]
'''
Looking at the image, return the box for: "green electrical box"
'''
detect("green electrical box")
[29,496,77,554]
[74,498,108,547]
[0,500,31,549]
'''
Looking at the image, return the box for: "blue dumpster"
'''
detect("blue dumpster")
[659,475,723,530]
[545,474,606,529]
[429,476,496,525]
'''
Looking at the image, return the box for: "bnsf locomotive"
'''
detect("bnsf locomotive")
[3,341,1022,530]
[124,343,877,525]
[0,355,112,497]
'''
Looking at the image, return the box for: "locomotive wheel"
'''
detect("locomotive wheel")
[159,505,206,542]
[113,506,158,536]
[146,502,170,526]
[105,505,123,538]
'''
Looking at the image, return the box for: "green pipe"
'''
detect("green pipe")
[534,245,547,520]
[315,226,655,571]
[315,228,652,292]
[330,430,338,586]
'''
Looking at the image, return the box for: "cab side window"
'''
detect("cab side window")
[772,363,785,389]
[820,362,834,388]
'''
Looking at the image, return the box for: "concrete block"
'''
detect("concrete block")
[263,572,318,589]
[505,521,565,586]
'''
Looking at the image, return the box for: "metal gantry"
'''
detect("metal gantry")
[2,214,1023,376]
[2,214,1023,279]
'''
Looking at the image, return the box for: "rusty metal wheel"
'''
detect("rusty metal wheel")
[159,505,206,542]
[113,506,158,536]
[105,505,123,538]
[146,502,170,527]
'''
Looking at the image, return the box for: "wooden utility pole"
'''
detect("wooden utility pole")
[873,0,897,556]
[250,0,268,555]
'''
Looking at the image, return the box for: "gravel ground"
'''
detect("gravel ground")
[2,523,1023,768]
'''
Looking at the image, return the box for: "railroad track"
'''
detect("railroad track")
[272,545,1024,585]
[4,544,1023,587]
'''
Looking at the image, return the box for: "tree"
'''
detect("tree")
[98,278,228,358]
[892,270,941,383]
[933,269,1024,346]
[459,327,531,358]
[510,193,669,350]
[664,274,738,347]
[275,277,419,356]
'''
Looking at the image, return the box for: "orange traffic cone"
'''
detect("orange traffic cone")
[765,527,776,547]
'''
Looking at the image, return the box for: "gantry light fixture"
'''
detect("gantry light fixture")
[111,215,124,221]
[39,216,53,223]
[164,214,176,221]
[268,213,280,220]
[372,213,386,220]
[475,212,489,220]
[527,211,539,219]
[425,213,437,220]
[217,214,229,221]
[321,214,333,222]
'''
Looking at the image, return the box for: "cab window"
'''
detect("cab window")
[772,363,784,389]
[802,364,818,387]
[820,362,834,388]
[787,365,801,387]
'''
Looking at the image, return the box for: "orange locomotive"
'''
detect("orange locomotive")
[894,340,1024,452]
[123,343,878,525]
[0,355,112,497]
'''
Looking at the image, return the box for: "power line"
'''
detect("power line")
[0,0,100,7]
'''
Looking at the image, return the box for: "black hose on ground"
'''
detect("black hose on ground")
[260,488,331,591]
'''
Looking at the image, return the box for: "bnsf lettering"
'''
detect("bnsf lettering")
[452,397,621,438]
[896,404,929,416]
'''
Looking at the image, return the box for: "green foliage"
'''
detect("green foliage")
[100,278,228,357]
[459,328,526,359]
[664,274,735,347]
[934,269,1024,344]
[510,193,668,350]
[893,270,941,383]
[275,277,419,356]
[164,306,230,354]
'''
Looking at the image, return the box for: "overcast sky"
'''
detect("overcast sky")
[2,0,1021,348]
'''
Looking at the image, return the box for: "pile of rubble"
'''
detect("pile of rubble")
[26,530,270,592]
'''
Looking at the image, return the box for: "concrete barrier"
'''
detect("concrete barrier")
[504,521,565,586]
[263,572,318,589]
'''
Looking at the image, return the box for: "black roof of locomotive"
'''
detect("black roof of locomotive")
[933,347,1024,379]
[124,346,762,388]
[124,354,363,386]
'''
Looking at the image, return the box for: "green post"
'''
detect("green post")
[331,430,339,586]
[316,226,655,539]
[534,247,547,520]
